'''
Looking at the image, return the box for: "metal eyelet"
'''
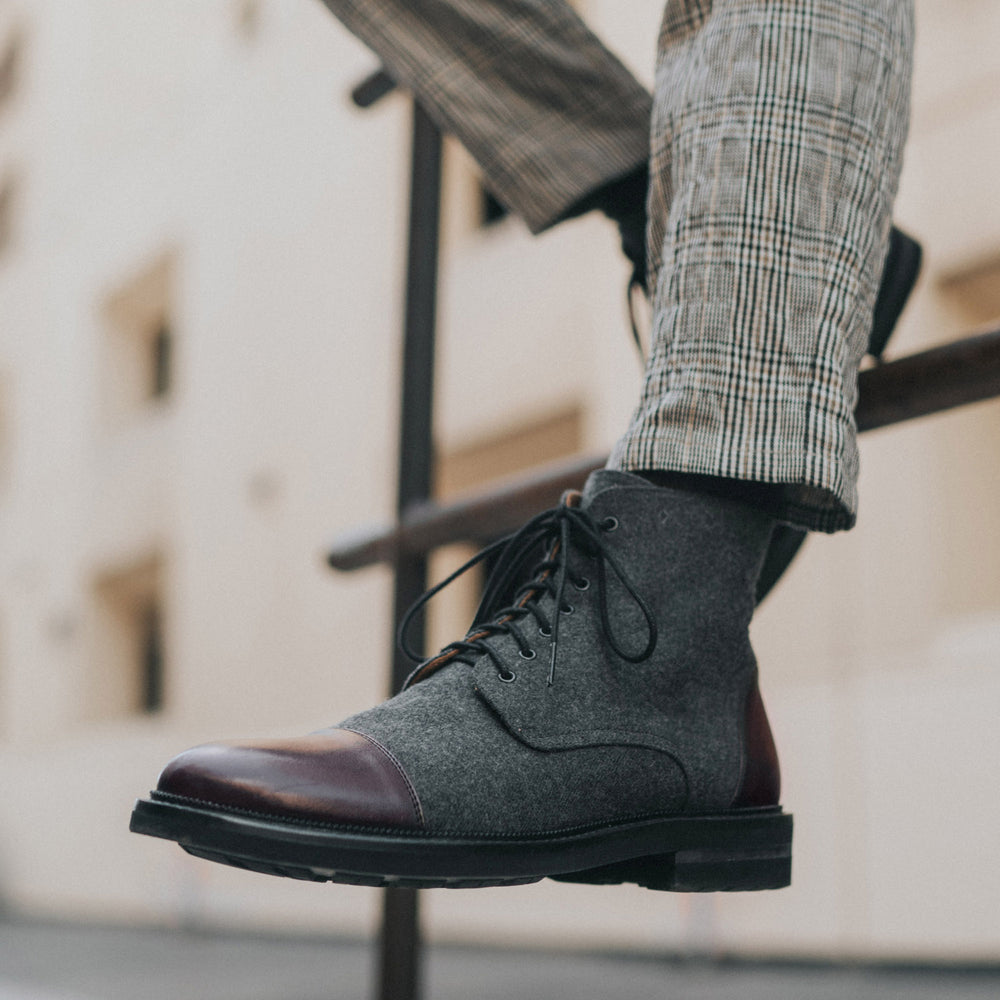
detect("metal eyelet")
[498,670,517,683]
[600,516,619,532]
[538,626,552,638]
[518,648,537,660]
[560,603,575,616]
[573,577,590,592]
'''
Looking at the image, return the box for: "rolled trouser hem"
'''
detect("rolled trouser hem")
[607,442,857,534]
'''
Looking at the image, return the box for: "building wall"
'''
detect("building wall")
[0,0,997,961]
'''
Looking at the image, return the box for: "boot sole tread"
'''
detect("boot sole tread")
[130,796,792,893]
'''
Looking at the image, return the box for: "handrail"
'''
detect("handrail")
[854,326,1000,430]
[329,326,1000,572]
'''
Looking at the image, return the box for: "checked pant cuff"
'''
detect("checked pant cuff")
[608,438,858,535]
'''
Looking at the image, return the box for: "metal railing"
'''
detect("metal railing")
[330,325,1000,574]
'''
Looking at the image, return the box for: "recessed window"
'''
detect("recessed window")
[0,175,17,258]
[137,599,165,714]
[0,372,11,492]
[102,253,176,424]
[939,252,1000,330]
[235,0,261,40]
[150,320,172,399]
[0,30,22,111]
[91,557,167,720]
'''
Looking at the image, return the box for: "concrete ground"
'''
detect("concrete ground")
[0,919,998,1000]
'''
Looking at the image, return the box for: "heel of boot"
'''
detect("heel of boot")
[663,845,791,891]
[553,843,791,893]
[551,811,793,893]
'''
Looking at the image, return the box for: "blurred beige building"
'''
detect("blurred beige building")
[0,0,997,962]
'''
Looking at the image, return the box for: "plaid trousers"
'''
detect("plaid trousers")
[320,0,913,532]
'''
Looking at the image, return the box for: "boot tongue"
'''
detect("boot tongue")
[581,468,648,506]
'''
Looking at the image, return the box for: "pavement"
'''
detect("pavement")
[0,918,998,1000]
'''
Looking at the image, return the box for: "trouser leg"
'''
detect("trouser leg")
[318,0,652,233]
[610,0,914,532]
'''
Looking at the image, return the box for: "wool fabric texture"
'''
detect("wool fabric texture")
[340,471,774,834]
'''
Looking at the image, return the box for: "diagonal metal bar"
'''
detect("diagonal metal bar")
[854,326,1000,431]
[328,327,1000,573]
[352,68,397,108]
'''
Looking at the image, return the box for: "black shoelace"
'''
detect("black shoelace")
[399,503,657,688]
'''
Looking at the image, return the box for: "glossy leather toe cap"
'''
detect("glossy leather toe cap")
[156,728,423,830]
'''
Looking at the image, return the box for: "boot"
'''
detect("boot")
[131,471,792,892]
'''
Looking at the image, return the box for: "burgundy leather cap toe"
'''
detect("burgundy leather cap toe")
[156,728,423,830]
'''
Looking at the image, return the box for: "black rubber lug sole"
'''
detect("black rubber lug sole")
[130,795,792,893]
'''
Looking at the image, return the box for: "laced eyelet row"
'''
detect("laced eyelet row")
[399,502,654,691]
[492,600,576,685]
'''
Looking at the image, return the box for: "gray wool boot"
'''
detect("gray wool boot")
[131,470,792,892]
